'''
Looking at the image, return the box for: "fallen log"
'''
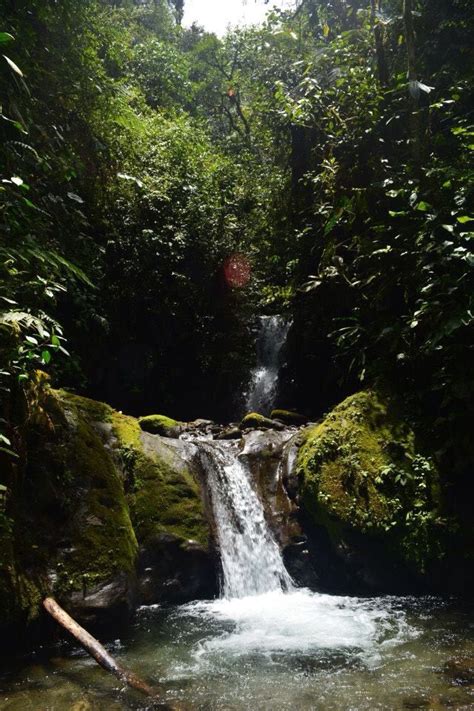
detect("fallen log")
[43,597,185,709]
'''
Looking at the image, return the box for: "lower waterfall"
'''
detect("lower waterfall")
[199,440,293,598]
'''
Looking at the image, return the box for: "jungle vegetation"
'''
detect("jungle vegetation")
[0,0,473,519]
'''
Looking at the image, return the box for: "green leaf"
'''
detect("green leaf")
[41,350,51,364]
[457,216,474,224]
[0,33,14,45]
[3,54,23,76]
[416,201,432,212]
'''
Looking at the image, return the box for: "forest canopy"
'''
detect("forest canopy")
[0,0,473,476]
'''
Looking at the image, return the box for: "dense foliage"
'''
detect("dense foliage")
[0,0,473,507]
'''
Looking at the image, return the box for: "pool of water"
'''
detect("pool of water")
[1,590,473,710]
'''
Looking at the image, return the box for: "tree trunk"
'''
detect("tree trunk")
[43,597,187,709]
[403,0,422,166]
[371,0,389,86]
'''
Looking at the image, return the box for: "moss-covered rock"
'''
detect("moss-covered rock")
[297,391,448,588]
[18,391,138,622]
[0,388,214,642]
[271,409,306,426]
[138,414,182,437]
[240,412,285,431]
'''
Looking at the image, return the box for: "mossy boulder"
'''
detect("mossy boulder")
[297,390,448,590]
[138,414,182,437]
[19,391,138,624]
[240,412,285,431]
[0,388,214,642]
[271,409,306,426]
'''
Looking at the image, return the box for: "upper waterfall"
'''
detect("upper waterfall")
[245,315,291,415]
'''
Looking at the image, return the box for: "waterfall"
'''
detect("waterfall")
[199,439,293,599]
[245,315,291,415]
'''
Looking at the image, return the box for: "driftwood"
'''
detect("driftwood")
[43,597,186,710]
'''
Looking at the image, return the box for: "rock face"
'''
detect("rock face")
[296,390,448,593]
[0,389,216,647]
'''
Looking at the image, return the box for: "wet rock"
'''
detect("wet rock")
[137,532,217,604]
[297,390,445,593]
[444,656,474,685]
[283,538,320,588]
[271,409,307,426]
[138,414,183,437]
[66,571,136,626]
[216,426,242,440]
[402,694,431,708]
[240,412,285,431]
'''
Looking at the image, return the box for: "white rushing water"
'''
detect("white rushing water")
[194,431,418,674]
[200,440,293,599]
[246,314,291,415]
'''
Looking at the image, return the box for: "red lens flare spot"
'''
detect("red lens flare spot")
[223,253,251,289]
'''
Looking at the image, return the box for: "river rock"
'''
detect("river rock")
[271,409,307,426]
[296,390,446,593]
[444,656,474,685]
[137,532,217,603]
[239,412,285,431]
[0,390,217,650]
[66,572,136,626]
[138,414,183,437]
[216,426,242,440]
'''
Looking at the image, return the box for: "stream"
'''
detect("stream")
[1,318,473,710]
[1,433,473,710]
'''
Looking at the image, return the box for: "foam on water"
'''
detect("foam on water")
[184,589,416,665]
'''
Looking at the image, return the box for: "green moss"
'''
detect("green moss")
[271,409,306,425]
[240,412,280,429]
[1,389,210,631]
[128,448,209,548]
[297,391,446,573]
[27,391,139,597]
[138,414,181,436]
[55,416,137,595]
[56,390,113,423]
[111,411,142,449]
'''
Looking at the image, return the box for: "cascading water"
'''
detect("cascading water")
[199,440,293,598]
[4,412,461,711]
[246,314,291,415]
[2,348,467,711]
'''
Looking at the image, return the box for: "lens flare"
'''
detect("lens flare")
[223,253,251,288]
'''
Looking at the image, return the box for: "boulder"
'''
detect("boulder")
[216,426,242,440]
[138,414,183,437]
[239,412,285,431]
[271,409,306,426]
[0,389,216,648]
[137,533,217,604]
[297,390,447,592]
